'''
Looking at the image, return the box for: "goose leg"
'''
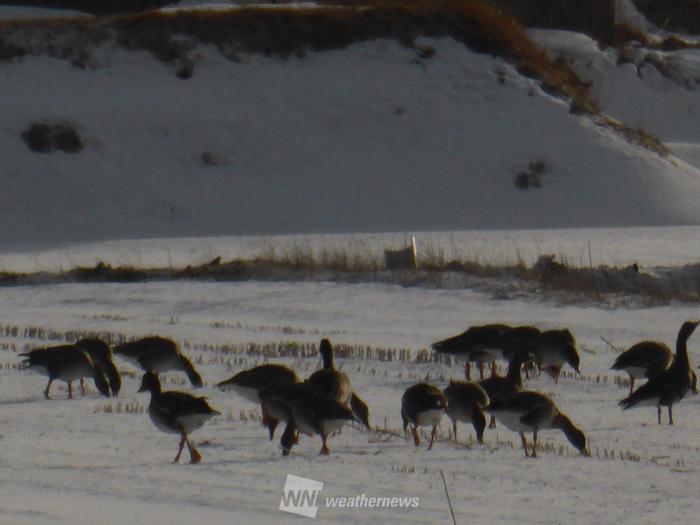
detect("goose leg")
[532,431,538,458]
[411,425,420,446]
[465,363,471,381]
[428,425,437,450]
[489,415,497,429]
[629,378,635,396]
[668,405,674,426]
[186,436,201,464]
[44,379,53,400]
[520,433,529,457]
[490,362,497,378]
[67,381,73,399]
[478,363,485,380]
[80,377,85,396]
[319,433,330,455]
[473,407,486,444]
[174,435,186,463]
[452,421,458,442]
[657,406,662,425]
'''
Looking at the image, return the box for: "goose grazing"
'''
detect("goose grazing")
[113,336,203,388]
[487,391,588,458]
[401,383,448,450]
[20,345,111,400]
[478,350,531,428]
[138,371,219,463]
[612,341,673,395]
[620,321,699,425]
[217,364,298,424]
[307,339,370,429]
[258,381,311,442]
[288,388,357,456]
[75,338,122,396]
[431,324,511,380]
[532,329,580,383]
[503,326,541,378]
[443,381,490,443]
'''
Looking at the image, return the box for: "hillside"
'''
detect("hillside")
[1,2,700,249]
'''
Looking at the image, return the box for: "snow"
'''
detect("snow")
[3,5,700,524]
[2,278,700,524]
[2,34,700,245]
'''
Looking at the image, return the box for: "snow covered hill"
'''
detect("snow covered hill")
[2,3,700,249]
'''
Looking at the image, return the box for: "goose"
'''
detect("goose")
[443,381,489,443]
[138,371,219,463]
[401,383,448,450]
[258,380,311,442]
[289,388,356,456]
[620,320,698,425]
[487,391,588,458]
[20,345,111,400]
[431,323,511,380]
[502,325,541,378]
[113,336,203,388]
[307,339,370,429]
[532,329,580,383]
[612,341,673,395]
[217,363,298,424]
[478,350,531,428]
[75,338,122,396]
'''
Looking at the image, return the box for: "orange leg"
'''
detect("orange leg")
[428,425,438,450]
[489,416,496,429]
[319,433,330,455]
[452,421,458,442]
[44,379,53,400]
[174,436,186,463]
[186,437,202,464]
[465,363,471,381]
[532,431,538,458]
[411,425,420,446]
[520,433,529,457]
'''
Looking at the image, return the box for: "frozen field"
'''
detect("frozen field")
[1,264,700,524]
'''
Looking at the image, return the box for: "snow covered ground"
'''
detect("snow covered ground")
[3,3,700,524]
[2,278,700,524]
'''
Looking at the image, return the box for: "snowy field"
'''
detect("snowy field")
[2,255,700,524]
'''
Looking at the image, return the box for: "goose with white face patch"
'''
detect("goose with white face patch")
[138,371,219,464]
[401,383,448,450]
[620,320,699,425]
[20,344,111,400]
[487,391,589,458]
[612,340,673,395]
[113,336,203,388]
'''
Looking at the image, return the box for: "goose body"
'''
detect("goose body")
[217,364,298,404]
[612,341,673,395]
[443,381,490,443]
[307,339,370,429]
[75,338,122,396]
[20,345,111,399]
[292,392,356,455]
[114,336,203,387]
[620,321,698,425]
[401,383,447,450]
[487,391,588,457]
[532,329,580,382]
[432,324,511,380]
[478,350,530,428]
[138,371,219,463]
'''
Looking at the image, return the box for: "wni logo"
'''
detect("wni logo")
[279,474,324,518]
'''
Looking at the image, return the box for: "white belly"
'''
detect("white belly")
[321,418,349,436]
[625,367,648,380]
[219,384,260,404]
[491,410,530,433]
[177,413,215,434]
[415,409,444,428]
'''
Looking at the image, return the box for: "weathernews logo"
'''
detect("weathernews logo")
[279,474,324,518]
[280,474,420,518]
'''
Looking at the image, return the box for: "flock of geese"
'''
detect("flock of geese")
[17,320,699,463]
